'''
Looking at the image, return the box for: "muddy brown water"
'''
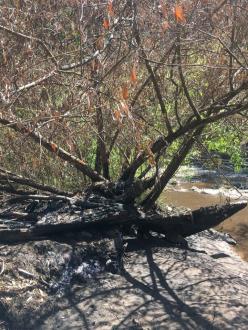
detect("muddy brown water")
[161,182,248,261]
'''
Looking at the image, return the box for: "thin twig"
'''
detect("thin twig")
[197,29,245,69]
[0,167,73,196]
[0,117,105,182]
[0,24,57,65]
[0,258,5,275]
[176,35,201,120]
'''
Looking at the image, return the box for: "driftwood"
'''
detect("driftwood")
[0,196,246,244]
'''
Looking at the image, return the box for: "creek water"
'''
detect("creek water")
[160,174,248,261]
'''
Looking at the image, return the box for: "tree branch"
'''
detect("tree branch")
[132,4,172,134]
[142,126,204,209]
[198,29,245,69]
[131,44,174,108]
[0,167,72,196]
[0,24,57,66]
[0,117,105,182]
[176,37,201,120]
[120,84,248,183]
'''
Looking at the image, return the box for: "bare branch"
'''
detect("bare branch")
[197,29,245,69]
[120,82,248,182]
[0,117,105,182]
[0,24,57,65]
[131,3,172,134]
[14,70,57,94]
[142,127,204,208]
[131,44,175,108]
[176,37,201,120]
[0,167,73,196]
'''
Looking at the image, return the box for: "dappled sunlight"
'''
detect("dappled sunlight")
[1,234,245,329]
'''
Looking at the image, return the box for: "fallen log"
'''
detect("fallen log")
[0,200,246,244]
[141,201,247,237]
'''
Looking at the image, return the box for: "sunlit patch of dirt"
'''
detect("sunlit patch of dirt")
[1,231,248,329]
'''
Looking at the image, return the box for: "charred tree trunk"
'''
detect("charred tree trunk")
[0,195,246,244]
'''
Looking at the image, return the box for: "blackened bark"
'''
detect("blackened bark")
[0,199,246,244]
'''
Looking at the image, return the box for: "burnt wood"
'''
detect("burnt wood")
[0,200,246,244]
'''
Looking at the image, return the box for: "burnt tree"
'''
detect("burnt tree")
[0,1,248,242]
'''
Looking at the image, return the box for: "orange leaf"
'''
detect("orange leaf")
[103,18,110,29]
[113,109,122,122]
[120,101,132,119]
[121,85,129,100]
[107,1,114,16]
[174,5,185,23]
[162,21,170,31]
[50,143,57,152]
[130,67,137,83]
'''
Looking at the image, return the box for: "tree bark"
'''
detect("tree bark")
[0,200,246,244]
[142,127,204,208]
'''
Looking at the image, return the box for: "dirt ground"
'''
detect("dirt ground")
[1,230,248,330]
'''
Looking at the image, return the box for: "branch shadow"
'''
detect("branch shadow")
[115,246,218,330]
[2,238,248,330]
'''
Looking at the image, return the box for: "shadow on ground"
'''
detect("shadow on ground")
[1,233,248,330]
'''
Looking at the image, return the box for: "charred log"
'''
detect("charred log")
[0,197,246,244]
